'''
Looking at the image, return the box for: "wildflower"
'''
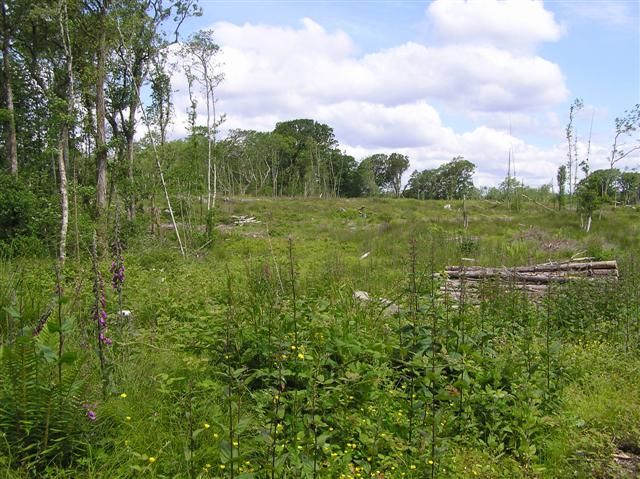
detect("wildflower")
[148,457,156,463]
[82,402,97,422]
[213,433,219,439]
[297,352,305,360]
[219,464,226,470]
[428,460,434,465]
[204,423,210,429]
[120,393,127,398]
[92,267,112,347]
[110,217,125,293]
[410,465,416,470]
[233,441,239,447]
[291,345,297,350]
[126,416,131,421]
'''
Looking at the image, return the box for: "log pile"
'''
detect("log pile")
[442,259,618,299]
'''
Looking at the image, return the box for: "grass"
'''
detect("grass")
[1,197,639,478]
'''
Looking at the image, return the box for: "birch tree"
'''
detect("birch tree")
[180,30,224,211]
[1,0,17,174]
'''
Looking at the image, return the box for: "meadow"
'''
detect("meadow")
[2,197,640,478]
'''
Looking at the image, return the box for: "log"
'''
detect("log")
[441,259,619,301]
[444,260,617,274]
[445,271,574,283]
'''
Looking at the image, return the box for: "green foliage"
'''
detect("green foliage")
[0,173,38,240]
[0,173,58,256]
[1,198,640,478]
[0,315,88,472]
[405,156,475,200]
[557,165,567,210]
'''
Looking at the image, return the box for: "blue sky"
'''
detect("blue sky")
[168,0,640,186]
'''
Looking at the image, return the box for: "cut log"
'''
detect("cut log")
[441,259,618,301]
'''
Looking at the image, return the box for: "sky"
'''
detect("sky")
[166,0,640,187]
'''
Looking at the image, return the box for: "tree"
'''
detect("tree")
[404,157,475,200]
[273,119,338,196]
[357,154,387,196]
[180,30,224,211]
[565,98,583,197]
[609,104,640,169]
[618,171,640,205]
[405,169,437,199]
[576,169,621,232]
[386,152,409,198]
[607,105,640,205]
[1,0,17,175]
[437,156,475,200]
[557,165,567,210]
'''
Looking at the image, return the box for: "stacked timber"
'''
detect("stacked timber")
[442,260,618,299]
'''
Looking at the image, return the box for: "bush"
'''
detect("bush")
[0,173,59,256]
[0,173,38,241]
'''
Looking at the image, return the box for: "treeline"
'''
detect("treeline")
[152,118,478,200]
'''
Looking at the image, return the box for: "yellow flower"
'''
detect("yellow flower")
[291,345,297,350]
[219,464,226,470]
[125,416,131,421]
[410,464,416,470]
[148,457,156,463]
[204,423,210,429]
[120,393,127,398]
[428,460,434,465]
[297,353,305,360]
[213,433,219,439]
[232,441,239,447]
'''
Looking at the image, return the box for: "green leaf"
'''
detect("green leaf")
[47,321,60,333]
[59,351,77,365]
[3,306,20,319]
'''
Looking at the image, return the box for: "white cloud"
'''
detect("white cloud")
[164,11,576,187]
[558,1,639,28]
[211,19,567,113]
[427,0,565,51]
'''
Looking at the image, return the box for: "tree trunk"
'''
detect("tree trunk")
[1,1,17,175]
[58,128,69,266]
[58,0,74,267]
[95,3,108,214]
[126,132,135,219]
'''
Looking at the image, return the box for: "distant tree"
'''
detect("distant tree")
[404,157,475,200]
[618,171,640,205]
[357,154,388,196]
[565,98,584,197]
[273,119,338,196]
[405,169,437,199]
[439,156,475,200]
[609,105,640,169]
[576,169,620,232]
[557,165,567,210]
[180,30,224,210]
[386,153,409,197]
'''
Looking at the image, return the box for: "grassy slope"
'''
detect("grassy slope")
[2,197,640,478]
